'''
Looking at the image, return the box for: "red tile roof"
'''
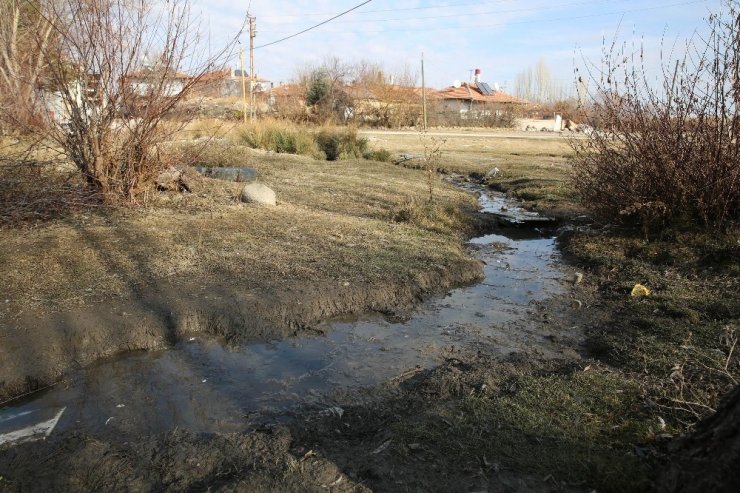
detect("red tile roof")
[437,83,529,104]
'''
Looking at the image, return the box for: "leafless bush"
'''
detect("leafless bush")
[420,132,445,203]
[5,0,241,204]
[571,2,740,232]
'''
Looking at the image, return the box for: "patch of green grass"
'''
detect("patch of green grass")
[393,367,652,492]
[566,229,739,427]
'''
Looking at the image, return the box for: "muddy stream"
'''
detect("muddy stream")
[1,183,570,444]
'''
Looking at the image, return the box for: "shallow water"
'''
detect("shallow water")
[0,186,567,441]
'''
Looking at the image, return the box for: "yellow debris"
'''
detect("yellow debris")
[631,284,651,297]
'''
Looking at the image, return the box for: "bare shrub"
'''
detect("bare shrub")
[420,133,445,202]
[6,0,241,204]
[571,2,740,232]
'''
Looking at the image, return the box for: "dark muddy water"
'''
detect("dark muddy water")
[1,186,569,441]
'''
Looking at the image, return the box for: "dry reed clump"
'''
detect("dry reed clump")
[315,126,369,161]
[232,119,392,162]
[571,3,740,233]
[233,118,321,158]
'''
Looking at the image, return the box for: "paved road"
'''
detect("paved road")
[359,129,580,140]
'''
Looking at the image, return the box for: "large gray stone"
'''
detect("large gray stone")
[240,183,276,206]
[194,166,257,182]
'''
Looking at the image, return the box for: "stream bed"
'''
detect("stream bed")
[1,185,571,444]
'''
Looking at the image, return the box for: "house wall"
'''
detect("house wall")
[131,79,185,97]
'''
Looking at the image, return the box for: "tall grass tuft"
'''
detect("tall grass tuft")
[234,118,321,158]
[231,118,389,162]
[315,126,369,161]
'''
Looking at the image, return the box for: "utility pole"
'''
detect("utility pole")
[421,52,427,131]
[249,16,256,120]
[240,48,247,124]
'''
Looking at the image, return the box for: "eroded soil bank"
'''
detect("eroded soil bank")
[1,155,484,404]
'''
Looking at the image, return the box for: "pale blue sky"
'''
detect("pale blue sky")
[197,0,721,92]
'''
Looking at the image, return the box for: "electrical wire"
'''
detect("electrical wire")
[260,0,632,27]
[254,0,373,49]
[261,0,708,36]
[257,0,517,19]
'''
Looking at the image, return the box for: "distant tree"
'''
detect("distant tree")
[306,69,330,106]
[301,56,353,122]
[353,60,419,128]
[515,58,569,103]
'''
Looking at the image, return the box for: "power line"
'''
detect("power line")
[260,0,633,28]
[254,0,373,50]
[257,0,517,19]
[260,0,708,36]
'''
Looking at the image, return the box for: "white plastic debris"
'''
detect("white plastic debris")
[0,407,66,446]
[371,439,392,455]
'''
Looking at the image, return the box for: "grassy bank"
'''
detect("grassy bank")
[0,145,481,402]
[362,129,582,218]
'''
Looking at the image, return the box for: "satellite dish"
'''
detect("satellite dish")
[453,80,462,88]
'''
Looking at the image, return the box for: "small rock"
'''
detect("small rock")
[240,183,276,206]
[573,272,584,284]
